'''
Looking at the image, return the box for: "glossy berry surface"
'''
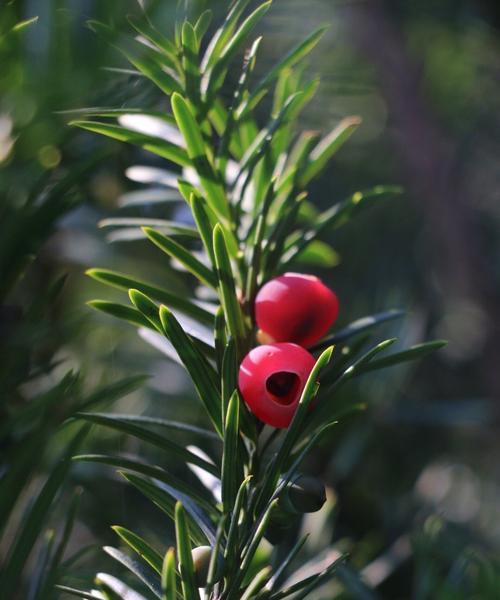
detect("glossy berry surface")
[285,474,327,513]
[191,545,223,587]
[238,343,316,428]
[255,272,339,348]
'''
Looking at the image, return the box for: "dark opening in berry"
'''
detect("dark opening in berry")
[266,371,300,405]
[238,343,316,428]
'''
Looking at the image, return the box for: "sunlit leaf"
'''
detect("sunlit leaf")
[241,566,272,599]
[359,340,447,373]
[55,585,104,600]
[201,0,251,71]
[112,526,163,574]
[221,391,241,513]
[243,26,327,116]
[194,11,212,42]
[127,15,180,71]
[182,21,201,105]
[96,573,149,600]
[117,114,184,146]
[74,454,217,517]
[87,268,214,325]
[291,240,340,268]
[299,116,362,185]
[118,188,182,207]
[213,224,247,356]
[284,185,403,263]
[129,289,163,331]
[236,93,303,186]
[224,476,251,566]
[159,306,222,436]
[87,300,152,329]
[88,21,182,96]
[70,120,189,166]
[10,16,39,34]
[161,547,177,600]
[227,499,279,598]
[104,546,162,598]
[190,194,217,267]
[312,309,405,351]
[99,218,198,239]
[76,413,218,475]
[171,93,229,220]
[125,165,180,187]
[143,227,218,289]
[175,502,200,600]
[203,1,272,97]
[123,475,209,546]
[269,27,326,87]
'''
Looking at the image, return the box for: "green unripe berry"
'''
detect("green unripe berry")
[265,508,295,545]
[265,475,327,544]
[284,474,326,514]
[191,545,224,587]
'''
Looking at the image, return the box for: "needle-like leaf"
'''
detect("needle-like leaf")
[161,547,177,600]
[143,227,219,289]
[159,305,223,436]
[76,413,218,475]
[175,502,201,600]
[103,546,162,598]
[70,120,189,166]
[221,391,241,513]
[171,93,229,220]
[112,526,163,574]
[213,224,247,356]
[87,268,214,325]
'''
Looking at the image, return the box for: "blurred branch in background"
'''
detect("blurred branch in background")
[343,0,500,415]
[0,8,150,599]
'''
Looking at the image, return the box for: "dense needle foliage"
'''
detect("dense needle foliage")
[55,2,446,598]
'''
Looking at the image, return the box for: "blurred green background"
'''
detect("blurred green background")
[2,0,500,597]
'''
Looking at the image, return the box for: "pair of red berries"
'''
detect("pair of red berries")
[238,273,339,428]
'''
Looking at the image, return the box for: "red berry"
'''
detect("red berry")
[238,343,316,428]
[255,273,339,348]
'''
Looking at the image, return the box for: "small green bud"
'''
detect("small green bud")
[191,545,224,587]
[284,474,326,514]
